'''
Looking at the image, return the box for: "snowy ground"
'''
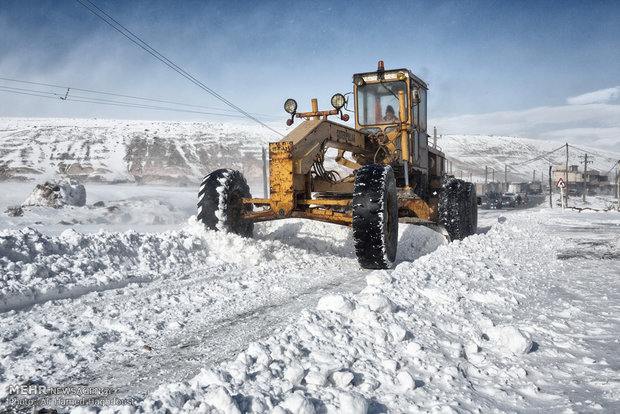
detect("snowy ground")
[1,182,619,413]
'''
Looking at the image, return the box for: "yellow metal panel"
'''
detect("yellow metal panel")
[280,120,367,176]
[269,142,295,217]
[297,198,351,206]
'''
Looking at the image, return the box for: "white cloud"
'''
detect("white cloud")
[566,86,620,105]
[429,103,620,152]
[540,127,620,151]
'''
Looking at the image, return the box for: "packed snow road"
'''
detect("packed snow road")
[1,188,619,413]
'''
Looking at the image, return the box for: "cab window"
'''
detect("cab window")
[356,81,408,126]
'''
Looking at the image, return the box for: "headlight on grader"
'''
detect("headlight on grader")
[331,93,345,110]
[284,98,297,114]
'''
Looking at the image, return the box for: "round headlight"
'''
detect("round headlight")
[284,98,297,114]
[331,93,345,110]
[353,75,365,86]
[397,72,406,80]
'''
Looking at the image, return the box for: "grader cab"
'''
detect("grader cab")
[198,61,477,269]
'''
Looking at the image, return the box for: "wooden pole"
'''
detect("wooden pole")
[485,166,488,193]
[565,143,569,204]
[549,165,553,208]
[617,160,620,210]
[582,153,588,202]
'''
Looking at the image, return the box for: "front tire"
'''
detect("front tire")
[197,169,253,237]
[352,164,398,269]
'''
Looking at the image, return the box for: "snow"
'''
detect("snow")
[22,179,86,208]
[1,119,620,413]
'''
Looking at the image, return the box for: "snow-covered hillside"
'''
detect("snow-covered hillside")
[2,118,619,186]
[439,134,620,183]
[0,118,276,184]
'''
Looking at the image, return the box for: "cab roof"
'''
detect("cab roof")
[353,68,428,90]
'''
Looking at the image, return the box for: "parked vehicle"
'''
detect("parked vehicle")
[481,194,502,209]
[502,195,516,208]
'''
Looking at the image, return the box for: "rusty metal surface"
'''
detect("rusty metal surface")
[269,142,295,217]
[292,209,352,226]
[312,178,354,194]
[242,206,352,227]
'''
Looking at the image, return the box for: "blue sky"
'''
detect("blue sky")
[1,0,619,150]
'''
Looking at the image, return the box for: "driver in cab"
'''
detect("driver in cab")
[383,105,399,123]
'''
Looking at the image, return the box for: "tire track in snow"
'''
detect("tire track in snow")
[0,219,363,402]
[73,274,366,399]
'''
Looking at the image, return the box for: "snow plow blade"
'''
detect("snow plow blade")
[399,217,452,243]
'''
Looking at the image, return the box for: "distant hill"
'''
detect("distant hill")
[437,134,619,184]
[1,118,618,186]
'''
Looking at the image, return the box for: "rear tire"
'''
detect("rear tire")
[352,164,398,269]
[197,169,253,237]
[465,182,478,236]
[439,177,468,241]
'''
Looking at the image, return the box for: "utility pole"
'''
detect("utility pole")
[617,160,620,210]
[580,153,592,202]
[533,170,535,182]
[505,164,508,192]
[433,126,437,148]
[549,165,553,208]
[565,143,569,204]
[583,153,587,202]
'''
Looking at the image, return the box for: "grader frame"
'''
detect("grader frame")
[243,61,446,227]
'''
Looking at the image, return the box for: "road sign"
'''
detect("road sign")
[556,177,567,188]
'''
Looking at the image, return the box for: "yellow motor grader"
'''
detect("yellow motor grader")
[198,61,477,269]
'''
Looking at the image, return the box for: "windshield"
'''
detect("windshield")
[356,81,408,126]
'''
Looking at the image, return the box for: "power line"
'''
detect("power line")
[0,85,270,118]
[567,144,590,154]
[0,87,59,100]
[511,144,566,166]
[0,76,276,118]
[603,162,620,175]
[75,0,284,136]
